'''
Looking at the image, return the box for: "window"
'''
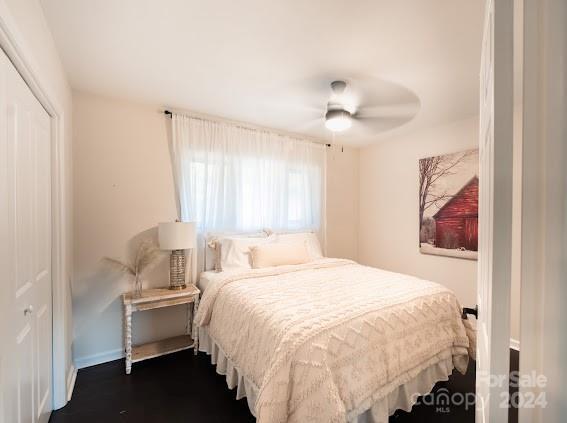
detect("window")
[171,114,325,234]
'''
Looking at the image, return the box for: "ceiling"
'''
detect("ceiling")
[41,0,484,146]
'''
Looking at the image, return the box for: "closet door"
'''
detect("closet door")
[0,48,53,423]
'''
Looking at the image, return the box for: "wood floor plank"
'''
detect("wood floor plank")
[50,349,519,423]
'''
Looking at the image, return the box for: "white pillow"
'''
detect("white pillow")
[220,235,275,271]
[250,241,311,268]
[276,232,323,259]
[205,231,265,271]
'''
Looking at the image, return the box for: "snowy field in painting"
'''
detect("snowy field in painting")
[420,243,478,260]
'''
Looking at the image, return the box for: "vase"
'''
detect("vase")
[134,275,143,298]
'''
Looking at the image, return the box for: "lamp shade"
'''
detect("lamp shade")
[158,222,196,250]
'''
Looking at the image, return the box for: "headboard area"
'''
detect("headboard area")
[196,231,268,275]
[193,229,323,282]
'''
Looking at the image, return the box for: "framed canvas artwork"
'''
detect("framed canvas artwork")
[419,149,479,260]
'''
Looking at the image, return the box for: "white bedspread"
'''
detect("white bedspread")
[195,258,475,423]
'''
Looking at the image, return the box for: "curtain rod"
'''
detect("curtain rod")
[163,110,332,148]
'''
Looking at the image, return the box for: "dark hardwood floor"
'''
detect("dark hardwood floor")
[51,349,519,423]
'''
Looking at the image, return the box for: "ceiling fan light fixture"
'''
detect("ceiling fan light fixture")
[325,109,352,132]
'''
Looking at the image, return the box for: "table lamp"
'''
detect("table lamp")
[158,221,196,290]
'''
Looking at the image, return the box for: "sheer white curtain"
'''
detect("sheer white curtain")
[170,113,326,236]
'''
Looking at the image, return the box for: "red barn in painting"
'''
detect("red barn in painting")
[433,176,479,251]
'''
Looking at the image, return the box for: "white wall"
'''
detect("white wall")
[326,145,359,260]
[72,91,360,367]
[358,117,479,307]
[72,92,180,367]
[1,0,74,408]
[358,115,523,343]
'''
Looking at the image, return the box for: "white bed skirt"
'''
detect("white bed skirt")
[197,326,457,423]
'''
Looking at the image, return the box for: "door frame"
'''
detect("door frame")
[519,0,567,421]
[476,1,514,421]
[0,3,71,410]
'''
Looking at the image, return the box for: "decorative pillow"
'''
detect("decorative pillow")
[205,231,266,271]
[220,235,275,271]
[249,241,311,268]
[276,231,324,259]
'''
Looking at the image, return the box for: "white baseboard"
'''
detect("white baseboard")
[66,365,77,402]
[75,348,124,370]
[73,340,520,371]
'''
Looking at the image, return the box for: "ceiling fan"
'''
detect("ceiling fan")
[324,80,354,132]
[305,78,420,136]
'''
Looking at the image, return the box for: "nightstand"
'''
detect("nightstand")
[122,285,200,374]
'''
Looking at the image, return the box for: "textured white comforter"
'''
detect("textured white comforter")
[195,259,475,423]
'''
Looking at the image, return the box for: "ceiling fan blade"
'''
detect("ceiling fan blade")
[293,118,325,132]
[264,74,336,114]
[261,100,323,115]
[355,101,420,120]
[351,114,415,135]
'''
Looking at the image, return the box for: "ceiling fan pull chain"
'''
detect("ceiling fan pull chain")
[331,131,335,148]
[330,132,336,160]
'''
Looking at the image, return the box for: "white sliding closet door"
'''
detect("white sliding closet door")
[0,47,53,423]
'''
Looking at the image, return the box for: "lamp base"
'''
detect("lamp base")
[168,284,187,291]
[169,249,187,290]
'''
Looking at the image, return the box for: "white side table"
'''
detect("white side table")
[122,285,200,374]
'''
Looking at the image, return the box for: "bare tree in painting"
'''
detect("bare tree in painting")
[418,151,474,236]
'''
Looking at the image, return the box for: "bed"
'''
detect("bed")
[194,252,475,423]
